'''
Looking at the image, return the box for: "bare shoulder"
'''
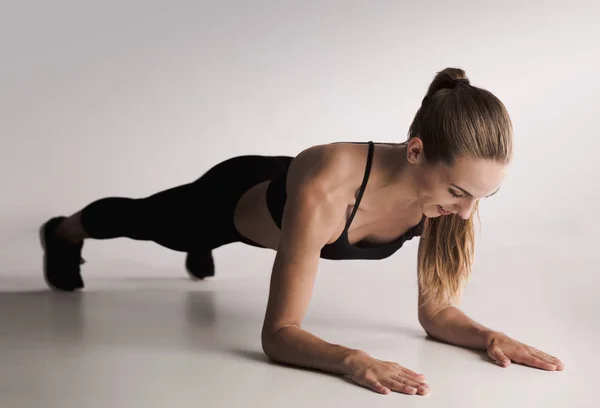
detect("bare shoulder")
[286,142,369,198]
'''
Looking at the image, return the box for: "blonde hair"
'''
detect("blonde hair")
[410,67,513,306]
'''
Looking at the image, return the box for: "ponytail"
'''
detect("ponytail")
[418,201,479,306]
[409,67,512,306]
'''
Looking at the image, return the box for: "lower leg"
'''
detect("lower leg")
[55,211,89,244]
[75,195,194,252]
[40,191,197,291]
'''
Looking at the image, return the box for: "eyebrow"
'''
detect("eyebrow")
[451,184,500,198]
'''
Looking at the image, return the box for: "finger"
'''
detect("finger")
[361,376,390,395]
[392,375,430,395]
[381,378,419,395]
[391,373,429,388]
[553,358,565,371]
[530,350,559,367]
[396,365,426,379]
[530,349,565,370]
[487,345,511,367]
[513,351,558,371]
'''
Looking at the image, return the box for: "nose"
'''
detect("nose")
[457,198,477,220]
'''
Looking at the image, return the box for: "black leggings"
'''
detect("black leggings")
[79,155,293,253]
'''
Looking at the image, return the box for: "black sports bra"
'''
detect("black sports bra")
[265,141,425,260]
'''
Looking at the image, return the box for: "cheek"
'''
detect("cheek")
[416,168,453,206]
[417,174,439,198]
[422,187,450,204]
[421,170,448,193]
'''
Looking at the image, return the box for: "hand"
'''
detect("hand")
[344,351,430,396]
[485,331,564,371]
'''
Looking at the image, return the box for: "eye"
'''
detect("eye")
[449,189,464,198]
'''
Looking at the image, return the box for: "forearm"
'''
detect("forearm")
[262,325,362,375]
[420,306,494,350]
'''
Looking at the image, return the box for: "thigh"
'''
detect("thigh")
[148,155,293,250]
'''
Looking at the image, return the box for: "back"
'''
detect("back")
[232,142,369,252]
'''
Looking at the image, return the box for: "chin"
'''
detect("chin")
[423,208,441,218]
[426,205,451,218]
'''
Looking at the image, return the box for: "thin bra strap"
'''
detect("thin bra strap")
[344,141,374,231]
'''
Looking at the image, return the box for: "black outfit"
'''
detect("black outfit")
[79,154,292,253]
[41,141,423,291]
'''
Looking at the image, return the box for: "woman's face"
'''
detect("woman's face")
[408,142,508,220]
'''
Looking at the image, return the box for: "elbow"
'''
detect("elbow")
[261,328,276,359]
[419,317,440,341]
[261,331,276,359]
[418,306,447,338]
[261,324,300,361]
[260,325,286,361]
[418,304,452,340]
[418,307,434,329]
[418,313,435,337]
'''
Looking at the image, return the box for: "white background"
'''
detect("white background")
[1,1,598,407]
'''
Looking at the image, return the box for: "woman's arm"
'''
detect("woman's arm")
[261,144,360,374]
[418,291,563,370]
[416,241,564,371]
[260,145,430,395]
[418,299,492,350]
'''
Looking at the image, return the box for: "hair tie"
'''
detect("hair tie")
[421,78,470,106]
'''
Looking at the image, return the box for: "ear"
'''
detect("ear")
[406,137,425,164]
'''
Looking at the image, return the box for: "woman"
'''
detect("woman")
[40,68,564,396]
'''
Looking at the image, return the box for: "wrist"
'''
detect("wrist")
[481,329,500,347]
[341,349,371,375]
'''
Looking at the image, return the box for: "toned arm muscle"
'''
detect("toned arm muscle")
[261,145,361,374]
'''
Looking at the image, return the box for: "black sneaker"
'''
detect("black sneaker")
[185,250,215,280]
[39,216,86,291]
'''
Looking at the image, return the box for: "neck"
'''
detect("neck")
[383,144,422,207]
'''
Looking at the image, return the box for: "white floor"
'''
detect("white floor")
[0,236,597,408]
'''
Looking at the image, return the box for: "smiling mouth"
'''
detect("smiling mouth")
[438,205,451,215]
